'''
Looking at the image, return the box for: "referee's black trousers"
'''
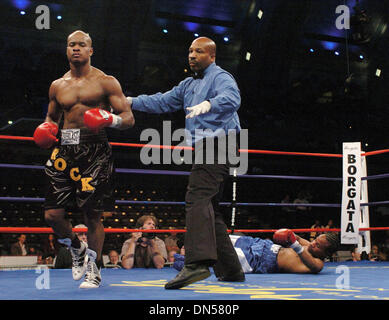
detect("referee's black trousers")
[184,141,243,276]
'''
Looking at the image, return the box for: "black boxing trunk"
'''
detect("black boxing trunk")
[44,128,115,212]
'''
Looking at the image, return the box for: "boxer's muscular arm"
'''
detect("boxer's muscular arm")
[102,76,135,129]
[295,248,324,273]
[33,80,62,149]
[278,248,324,274]
[274,229,324,273]
[45,80,63,125]
[295,235,323,272]
[295,235,310,247]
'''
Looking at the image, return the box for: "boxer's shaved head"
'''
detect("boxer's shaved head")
[66,30,93,64]
[67,30,92,47]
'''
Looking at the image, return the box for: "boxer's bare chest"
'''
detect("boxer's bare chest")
[56,77,106,111]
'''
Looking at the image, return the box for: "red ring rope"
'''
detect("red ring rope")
[0,135,343,157]
[2,134,389,157]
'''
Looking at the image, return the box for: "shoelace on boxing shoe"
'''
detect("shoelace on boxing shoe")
[70,246,86,267]
[84,262,101,285]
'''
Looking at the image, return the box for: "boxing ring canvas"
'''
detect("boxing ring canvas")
[1,261,388,300]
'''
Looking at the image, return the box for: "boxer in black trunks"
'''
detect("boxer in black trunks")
[33,30,134,288]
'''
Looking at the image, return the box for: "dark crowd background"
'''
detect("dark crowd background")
[0,0,389,259]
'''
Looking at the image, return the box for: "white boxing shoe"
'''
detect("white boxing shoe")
[69,241,88,281]
[79,250,101,289]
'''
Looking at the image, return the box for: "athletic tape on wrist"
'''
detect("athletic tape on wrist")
[291,241,304,254]
[109,114,123,128]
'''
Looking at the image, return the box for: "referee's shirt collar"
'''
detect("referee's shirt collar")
[193,62,216,79]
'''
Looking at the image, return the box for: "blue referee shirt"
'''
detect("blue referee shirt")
[132,62,241,145]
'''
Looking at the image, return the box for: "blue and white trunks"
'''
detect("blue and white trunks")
[230,235,281,273]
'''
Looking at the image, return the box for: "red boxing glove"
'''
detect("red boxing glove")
[273,228,296,246]
[84,108,122,133]
[33,122,58,149]
[273,229,303,254]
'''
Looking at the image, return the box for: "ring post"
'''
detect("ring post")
[358,153,371,254]
[341,142,361,244]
